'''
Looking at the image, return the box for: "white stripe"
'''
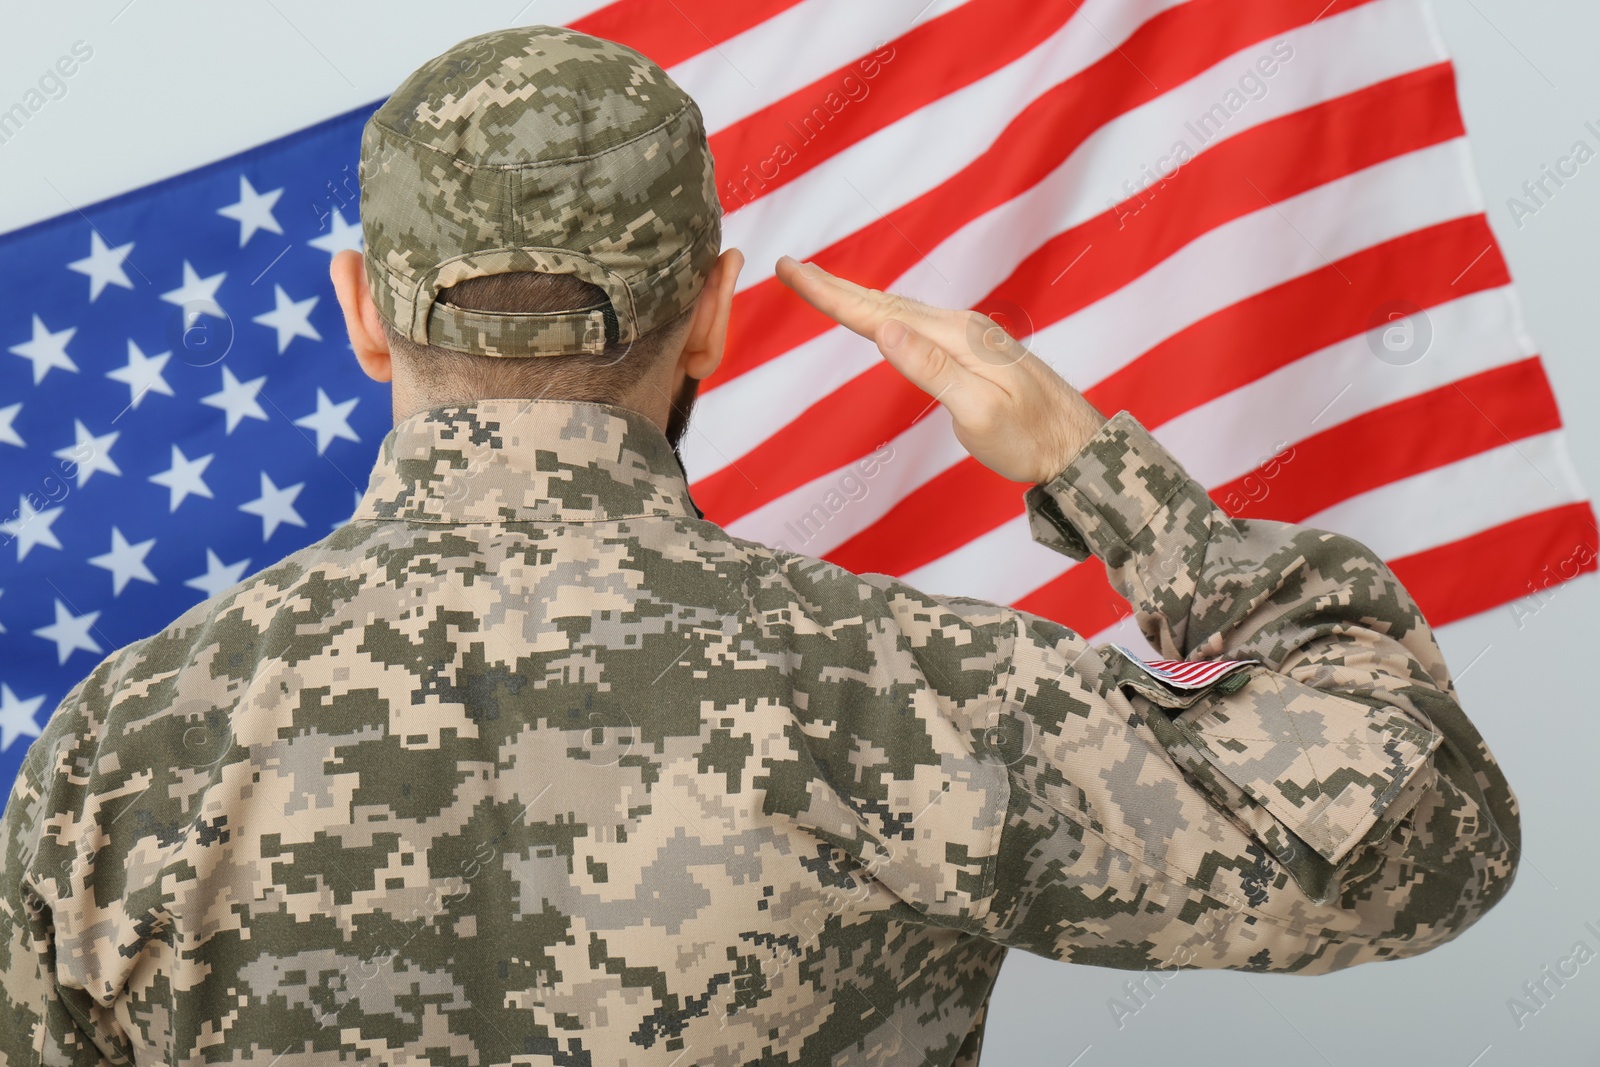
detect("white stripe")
[1155,286,1531,487]
[689,1,1451,479]
[903,513,1071,606]
[670,0,980,134]
[1304,430,1587,559]
[526,0,623,30]
[1095,613,1164,658]
[683,327,880,482]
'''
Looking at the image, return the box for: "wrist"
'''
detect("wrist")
[1039,400,1108,484]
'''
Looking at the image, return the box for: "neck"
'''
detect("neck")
[388,370,700,450]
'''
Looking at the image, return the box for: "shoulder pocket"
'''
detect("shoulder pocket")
[1105,648,1442,899]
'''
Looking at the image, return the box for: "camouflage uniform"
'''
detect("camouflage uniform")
[0,399,1518,1065]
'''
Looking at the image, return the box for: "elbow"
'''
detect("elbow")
[1409,735,1522,951]
[1335,755,1521,961]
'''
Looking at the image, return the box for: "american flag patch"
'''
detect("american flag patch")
[1111,645,1259,691]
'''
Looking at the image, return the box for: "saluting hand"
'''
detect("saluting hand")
[774,257,1106,485]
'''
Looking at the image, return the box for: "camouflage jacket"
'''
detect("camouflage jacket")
[0,399,1519,1066]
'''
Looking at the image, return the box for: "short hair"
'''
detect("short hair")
[383,272,697,403]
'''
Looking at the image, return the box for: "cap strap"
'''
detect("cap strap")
[422,301,615,358]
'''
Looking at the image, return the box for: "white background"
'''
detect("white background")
[1,2,1596,1063]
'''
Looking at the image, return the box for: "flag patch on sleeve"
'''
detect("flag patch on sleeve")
[1110,646,1259,691]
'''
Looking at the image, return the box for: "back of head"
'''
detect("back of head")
[358,26,723,407]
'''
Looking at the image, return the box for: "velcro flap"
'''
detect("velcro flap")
[1169,669,1442,866]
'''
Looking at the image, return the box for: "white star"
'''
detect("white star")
[253,286,322,353]
[0,496,64,561]
[53,421,121,486]
[308,208,364,255]
[0,685,45,752]
[148,445,214,511]
[186,549,253,599]
[217,175,284,247]
[105,340,174,410]
[34,599,102,666]
[201,367,268,434]
[0,588,5,632]
[88,527,159,596]
[35,601,104,668]
[239,472,306,540]
[67,231,136,302]
[9,315,78,384]
[161,261,227,320]
[294,389,360,453]
[0,402,23,448]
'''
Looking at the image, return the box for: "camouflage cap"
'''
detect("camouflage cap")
[358,26,723,358]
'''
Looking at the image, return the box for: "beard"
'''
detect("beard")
[665,373,701,456]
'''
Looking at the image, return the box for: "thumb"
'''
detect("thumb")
[876,318,971,410]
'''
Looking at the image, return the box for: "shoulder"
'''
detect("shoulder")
[9,526,382,895]
[23,524,375,783]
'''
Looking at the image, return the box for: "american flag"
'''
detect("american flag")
[1,0,1595,797]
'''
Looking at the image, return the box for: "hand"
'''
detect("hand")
[774,257,1106,484]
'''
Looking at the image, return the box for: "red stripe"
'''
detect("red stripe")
[572,0,807,70]
[714,0,1384,388]
[824,216,1506,576]
[1388,502,1598,627]
[696,370,933,526]
[1141,660,1233,685]
[1163,661,1212,682]
[1014,503,1599,636]
[698,66,1465,527]
[709,0,1079,212]
[1217,357,1562,521]
[1015,557,1127,638]
[822,452,1028,576]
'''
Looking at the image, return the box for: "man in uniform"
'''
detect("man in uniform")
[0,25,1518,1067]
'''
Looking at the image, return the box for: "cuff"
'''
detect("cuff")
[1024,409,1192,564]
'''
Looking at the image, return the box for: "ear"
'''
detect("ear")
[678,248,745,382]
[330,250,393,383]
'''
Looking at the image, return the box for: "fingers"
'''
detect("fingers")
[775,256,936,343]
[875,317,980,419]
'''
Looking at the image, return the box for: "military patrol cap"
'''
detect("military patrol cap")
[358,26,723,358]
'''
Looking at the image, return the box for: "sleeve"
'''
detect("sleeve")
[0,680,129,1066]
[856,410,1519,975]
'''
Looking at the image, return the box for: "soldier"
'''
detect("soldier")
[0,25,1517,1067]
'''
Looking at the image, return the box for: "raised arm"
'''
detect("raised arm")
[772,257,1519,973]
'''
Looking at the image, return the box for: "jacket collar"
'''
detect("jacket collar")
[354,399,703,525]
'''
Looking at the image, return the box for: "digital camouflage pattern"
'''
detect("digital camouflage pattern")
[359,27,723,359]
[0,401,1519,1065]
